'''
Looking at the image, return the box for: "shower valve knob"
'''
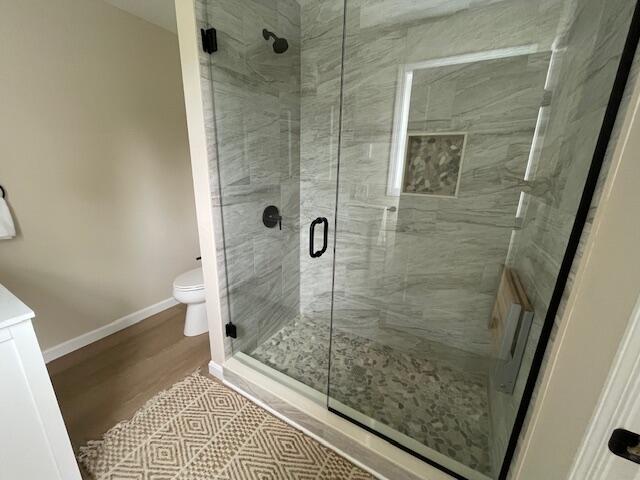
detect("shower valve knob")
[263,205,282,230]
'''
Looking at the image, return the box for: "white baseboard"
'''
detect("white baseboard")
[42,297,179,363]
[208,360,224,380]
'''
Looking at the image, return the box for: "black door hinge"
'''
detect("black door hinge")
[201,28,218,54]
[225,322,237,338]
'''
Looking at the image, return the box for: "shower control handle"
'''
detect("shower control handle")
[309,217,328,258]
[263,205,282,230]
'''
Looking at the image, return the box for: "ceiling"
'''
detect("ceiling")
[102,0,177,34]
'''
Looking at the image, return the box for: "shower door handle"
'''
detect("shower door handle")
[309,217,328,258]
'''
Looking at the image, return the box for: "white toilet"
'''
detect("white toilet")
[173,267,208,336]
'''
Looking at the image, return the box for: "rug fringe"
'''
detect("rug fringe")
[77,368,206,465]
[75,367,371,479]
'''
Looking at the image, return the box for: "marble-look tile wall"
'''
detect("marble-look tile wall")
[489,0,637,475]
[203,0,302,355]
[298,0,345,333]
[195,0,636,477]
[376,55,550,355]
[299,0,563,358]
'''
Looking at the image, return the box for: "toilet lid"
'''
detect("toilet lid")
[174,267,204,291]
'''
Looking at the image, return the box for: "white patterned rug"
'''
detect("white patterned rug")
[78,371,373,479]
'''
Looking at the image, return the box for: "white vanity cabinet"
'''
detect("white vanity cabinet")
[0,284,81,480]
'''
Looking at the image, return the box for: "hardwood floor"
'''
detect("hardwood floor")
[48,304,211,452]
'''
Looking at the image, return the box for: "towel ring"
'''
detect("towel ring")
[0,185,4,199]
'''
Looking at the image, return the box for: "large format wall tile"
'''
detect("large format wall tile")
[199,0,637,476]
[319,26,551,358]
[203,0,302,356]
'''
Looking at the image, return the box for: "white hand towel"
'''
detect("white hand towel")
[0,198,16,240]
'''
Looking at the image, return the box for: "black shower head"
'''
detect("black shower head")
[272,37,289,54]
[262,29,289,54]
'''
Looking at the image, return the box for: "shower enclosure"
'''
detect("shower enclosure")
[201,0,639,478]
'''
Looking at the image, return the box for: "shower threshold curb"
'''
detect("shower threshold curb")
[216,355,489,480]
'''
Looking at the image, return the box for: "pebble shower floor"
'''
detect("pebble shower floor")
[251,318,491,475]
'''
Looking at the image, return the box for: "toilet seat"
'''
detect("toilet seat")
[173,267,204,292]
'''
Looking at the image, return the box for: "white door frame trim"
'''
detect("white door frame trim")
[569,293,640,478]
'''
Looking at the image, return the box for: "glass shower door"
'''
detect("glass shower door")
[204,0,342,398]
[327,0,638,479]
[205,0,638,477]
[203,0,306,377]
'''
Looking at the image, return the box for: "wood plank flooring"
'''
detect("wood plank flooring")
[48,304,211,451]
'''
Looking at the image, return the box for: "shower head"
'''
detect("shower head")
[262,29,289,54]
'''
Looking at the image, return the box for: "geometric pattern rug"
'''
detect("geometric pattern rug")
[78,370,374,479]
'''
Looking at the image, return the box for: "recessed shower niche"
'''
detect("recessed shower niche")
[200,0,639,478]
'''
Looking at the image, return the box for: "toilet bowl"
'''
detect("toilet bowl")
[173,267,208,336]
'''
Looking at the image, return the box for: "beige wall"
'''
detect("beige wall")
[0,0,200,351]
